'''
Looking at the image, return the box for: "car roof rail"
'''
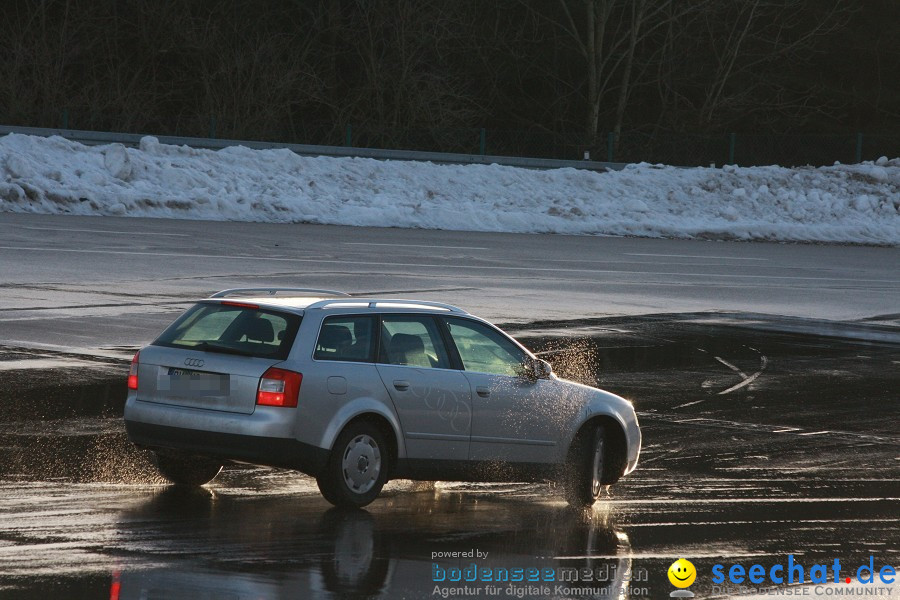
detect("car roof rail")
[210,287,351,299]
[305,298,468,314]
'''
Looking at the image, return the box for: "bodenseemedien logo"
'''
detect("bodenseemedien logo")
[668,559,697,598]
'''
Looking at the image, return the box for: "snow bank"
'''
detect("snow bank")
[1,133,898,245]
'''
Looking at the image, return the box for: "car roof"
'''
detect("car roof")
[203,294,469,315]
[216,296,337,309]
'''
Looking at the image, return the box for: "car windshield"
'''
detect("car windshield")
[153,302,301,360]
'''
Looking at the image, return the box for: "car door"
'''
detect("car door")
[375,314,472,461]
[442,317,560,464]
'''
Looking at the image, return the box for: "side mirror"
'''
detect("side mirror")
[534,358,553,380]
[518,358,553,382]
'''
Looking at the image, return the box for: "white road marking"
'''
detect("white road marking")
[344,242,488,250]
[0,246,894,283]
[711,345,768,396]
[14,226,189,237]
[718,355,768,395]
[673,399,707,409]
[625,253,769,261]
[714,356,749,379]
[641,412,896,443]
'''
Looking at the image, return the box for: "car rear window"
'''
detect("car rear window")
[153,302,301,360]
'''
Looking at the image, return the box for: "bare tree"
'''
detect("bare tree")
[0,0,880,155]
[664,0,853,130]
[0,0,94,127]
[522,0,706,147]
[332,0,480,150]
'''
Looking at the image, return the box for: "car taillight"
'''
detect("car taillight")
[110,571,121,600]
[127,351,140,390]
[257,368,302,407]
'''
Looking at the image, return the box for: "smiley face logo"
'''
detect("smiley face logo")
[668,558,696,588]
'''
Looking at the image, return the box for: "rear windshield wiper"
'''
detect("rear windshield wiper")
[190,341,256,357]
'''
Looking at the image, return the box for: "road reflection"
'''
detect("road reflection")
[113,486,633,600]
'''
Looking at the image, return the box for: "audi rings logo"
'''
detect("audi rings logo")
[184,358,205,368]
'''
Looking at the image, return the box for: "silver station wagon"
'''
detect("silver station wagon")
[124,288,641,507]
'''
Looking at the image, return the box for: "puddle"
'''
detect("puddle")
[0,314,897,599]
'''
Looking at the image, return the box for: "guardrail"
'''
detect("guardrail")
[0,125,625,172]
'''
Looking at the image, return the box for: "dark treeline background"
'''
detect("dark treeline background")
[1,0,898,164]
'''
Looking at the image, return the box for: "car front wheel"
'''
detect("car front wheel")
[562,425,607,508]
[317,422,389,508]
[153,452,223,486]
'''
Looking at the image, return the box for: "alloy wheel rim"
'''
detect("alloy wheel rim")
[342,434,381,494]
[591,435,604,498]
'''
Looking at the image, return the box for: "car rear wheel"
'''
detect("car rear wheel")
[317,422,389,508]
[562,425,607,508]
[153,452,223,486]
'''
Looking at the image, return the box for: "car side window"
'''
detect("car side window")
[444,317,528,377]
[379,315,451,369]
[314,316,375,362]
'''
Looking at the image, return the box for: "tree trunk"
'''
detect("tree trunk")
[585,0,600,140]
[612,0,647,152]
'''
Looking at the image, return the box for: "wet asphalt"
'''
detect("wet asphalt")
[0,315,897,599]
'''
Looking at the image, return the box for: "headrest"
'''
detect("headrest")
[244,317,275,342]
[319,324,352,350]
[389,333,425,355]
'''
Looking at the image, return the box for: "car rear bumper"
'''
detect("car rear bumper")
[125,420,329,477]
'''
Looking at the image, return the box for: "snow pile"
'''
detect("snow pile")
[1,133,898,245]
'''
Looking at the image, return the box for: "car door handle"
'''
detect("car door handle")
[393,380,410,391]
[476,386,491,398]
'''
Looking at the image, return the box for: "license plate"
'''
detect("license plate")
[164,368,229,394]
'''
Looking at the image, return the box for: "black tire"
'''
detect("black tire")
[562,425,608,508]
[317,421,389,508]
[153,452,223,487]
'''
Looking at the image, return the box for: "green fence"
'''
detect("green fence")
[42,108,900,167]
